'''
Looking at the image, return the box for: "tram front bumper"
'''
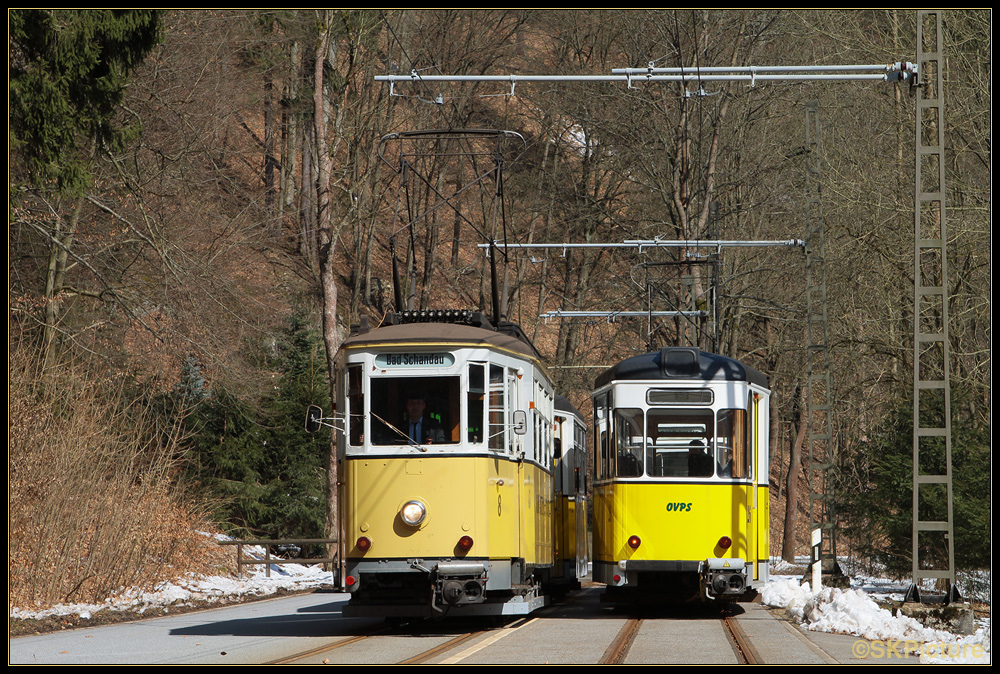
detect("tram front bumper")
[344,559,489,607]
[600,557,748,598]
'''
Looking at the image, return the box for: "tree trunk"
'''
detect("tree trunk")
[313,14,340,562]
[781,382,807,563]
[42,197,85,370]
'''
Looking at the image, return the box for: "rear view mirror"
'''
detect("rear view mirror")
[305,405,323,433]
[513,410,527,435]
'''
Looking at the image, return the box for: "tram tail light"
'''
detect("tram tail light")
[627,535,641,550]
[457,536,474,552]
[718,536,732,550]
[356,536,373,552]
[345,575,358,587]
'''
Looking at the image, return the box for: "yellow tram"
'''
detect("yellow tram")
[591,346,770,603]
[334,310,581,617]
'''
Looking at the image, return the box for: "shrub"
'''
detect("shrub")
[8,349,225,609]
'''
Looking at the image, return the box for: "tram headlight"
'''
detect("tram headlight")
[400,500,427,526]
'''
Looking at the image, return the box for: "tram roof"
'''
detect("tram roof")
[555,394,584,420]
[341,321,540,362]
[594,347,768,389]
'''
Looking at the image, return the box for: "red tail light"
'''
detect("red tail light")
[628,535,641,549]
[718,536,732,550]
[356,536,372,552]
[458,536,474,551]
[345,575,357,586]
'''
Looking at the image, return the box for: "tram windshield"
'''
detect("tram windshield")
[369,376,461,445]
[645,409,715,478]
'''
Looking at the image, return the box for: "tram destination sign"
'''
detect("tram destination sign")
[376,352,455,368]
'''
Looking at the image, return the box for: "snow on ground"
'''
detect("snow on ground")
[10,549,989,665]
[9,541,335,623]
[766,558,990,665]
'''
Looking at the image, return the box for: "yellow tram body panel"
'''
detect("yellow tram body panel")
[756,484,769,566]
[593,482,769,578]
[343,455,554,567]
[553,495,573,580]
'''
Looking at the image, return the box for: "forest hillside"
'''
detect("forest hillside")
[9,10,990,609]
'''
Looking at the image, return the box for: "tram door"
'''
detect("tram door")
[488,364,520,562]
[509,368,531,564]
[574,421,589,579]
[753,390,769,581]
[745,392,757,580]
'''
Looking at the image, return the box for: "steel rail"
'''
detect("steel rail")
[600,618,642,664]
[723,615,763,664]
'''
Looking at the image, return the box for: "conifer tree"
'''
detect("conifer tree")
[10,9,162,194]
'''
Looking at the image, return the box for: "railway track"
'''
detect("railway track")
[274,605,766,665]
[598,611,762,665]
[270,616,535,665]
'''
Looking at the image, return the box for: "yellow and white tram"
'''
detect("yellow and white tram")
[591,346,770,603]
[334,310,580,617]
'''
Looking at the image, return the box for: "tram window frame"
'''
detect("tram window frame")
[506,369,519,455]
[716,408,749,478]
[467,362,486,444]
[541,385,553,468]
[488,364,505,452]
[613,408,645,477]
[347,365,364,446]
[369,376,461,446]
[594,392,610,480]
[645,409,715,478]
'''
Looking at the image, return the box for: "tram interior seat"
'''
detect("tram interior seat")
[645,438,692,477]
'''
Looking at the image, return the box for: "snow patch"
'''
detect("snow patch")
[10,543,333,623]
[764,576,990,664]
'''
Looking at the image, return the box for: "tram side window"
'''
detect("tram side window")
[716,409,748,478]
[370,376,460,445]
[614,409,644,477]
[348,365,363,446]
[468,363,485,444]
[594,393,610,479]
[506,369,519,454]
[488,365,505,452]
[645,409,715,478]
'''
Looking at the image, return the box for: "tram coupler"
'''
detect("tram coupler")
[434,561,488,606]
[703,558,748,599]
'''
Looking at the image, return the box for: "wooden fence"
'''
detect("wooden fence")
[218,538,337,578]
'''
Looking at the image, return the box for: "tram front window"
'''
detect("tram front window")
[645,409,715,478]
[370,377,460,445]
[716,409,748,478]
[614,408,644,477]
